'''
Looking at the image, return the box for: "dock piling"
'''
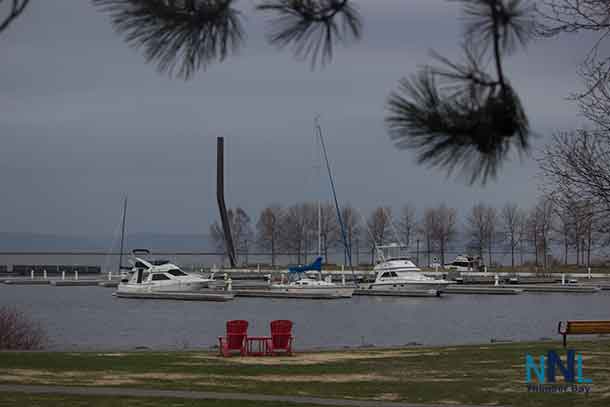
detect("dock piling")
[43,269,47,279]
[75,271,79,280]
[61,271,65,280]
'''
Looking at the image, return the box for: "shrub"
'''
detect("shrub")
[0,306,47,350]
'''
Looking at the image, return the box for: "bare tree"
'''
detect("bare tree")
[0,0,30,34]
[533,197,555,270]
[467,203,488,262]
[539,1,610,98]
[0,306,46,350]
[366,207,392,264]
[397,203,417,249]
[539,131,610,219]
[209,207,252,265]
[281,203,312,265]
[485,206,498,266]
[526,206,540,266]
[341,204,361,265]
[420,208,436,267]
[430,204,457,266]
[502,202,525,268]
[318,202,340,261]
[256,205,283,267]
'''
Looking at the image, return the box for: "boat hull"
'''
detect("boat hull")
[367,281,453,291]
[270,285,354,298]
[116,281,210,294]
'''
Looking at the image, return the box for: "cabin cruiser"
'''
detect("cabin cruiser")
[117,250,214,294]
[270,257,354,298]
[445,255,481,272]
[368,244,454,291]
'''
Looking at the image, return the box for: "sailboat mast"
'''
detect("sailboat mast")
[315,118,322,259]
[118,195,128,274]
[315,120,355,280]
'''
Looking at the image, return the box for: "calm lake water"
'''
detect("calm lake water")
[1,285,609,351]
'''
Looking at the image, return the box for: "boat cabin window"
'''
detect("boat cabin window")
[151,274,170,281]
[167,269,188,277]
[451,262,471,267]
[380,272,398,279]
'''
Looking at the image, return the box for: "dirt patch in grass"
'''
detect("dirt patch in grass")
[375,393,400,401]
[191,350,441,365]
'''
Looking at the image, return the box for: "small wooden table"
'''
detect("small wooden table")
[246,336,271,356]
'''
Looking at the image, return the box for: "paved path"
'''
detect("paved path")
[0,384,500,407]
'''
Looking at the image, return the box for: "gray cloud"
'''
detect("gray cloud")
[0,0,590,236]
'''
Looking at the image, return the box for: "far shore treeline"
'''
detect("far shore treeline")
[209,197,603,270]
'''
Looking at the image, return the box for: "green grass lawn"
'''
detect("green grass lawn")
[1,340,609,406]
[0,393,323,407]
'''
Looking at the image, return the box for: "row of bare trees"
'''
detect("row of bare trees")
[210,197,604,268]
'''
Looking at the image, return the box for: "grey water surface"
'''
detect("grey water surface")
[1,285,609,350]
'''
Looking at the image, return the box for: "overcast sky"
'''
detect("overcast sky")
[0,0,594,236]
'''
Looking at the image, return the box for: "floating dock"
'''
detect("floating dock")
[501,284,601,293]
[52,280,103,287]
[3,279,51,285]
[443,286,523,295]
[98,281,120,288]
[114,290,234,301]
[354,288,440,297]
[235,290,346,299]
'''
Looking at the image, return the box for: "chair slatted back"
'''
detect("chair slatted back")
[270,320,293,349]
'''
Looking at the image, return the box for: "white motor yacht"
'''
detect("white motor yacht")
[445,255,481,272]
[368,244,455,291]
[117,251,214,294]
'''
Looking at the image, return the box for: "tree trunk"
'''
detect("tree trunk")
[510,234,515,268]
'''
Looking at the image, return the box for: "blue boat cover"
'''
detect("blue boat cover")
[288,257,322,273]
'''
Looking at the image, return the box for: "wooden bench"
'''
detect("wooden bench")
[558,320,610,347]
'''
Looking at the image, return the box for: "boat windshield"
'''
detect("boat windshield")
[450,261,471,267]
[167,269,188,277]
[385,257,412,262]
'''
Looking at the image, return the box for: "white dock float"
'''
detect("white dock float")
[3,279,51,285]
[52,280,103,287]
[501,284,601,293]
[354,289,440,297]
[235,290,345,299]
[443,286,523,295]
[114,291,234,302]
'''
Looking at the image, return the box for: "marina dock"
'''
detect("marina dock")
[52,280,104,287]
[354,288,440,297]
[443,286,523,295]
[113,290,235,302]
[3,279,51,285]
[235,289,347,299]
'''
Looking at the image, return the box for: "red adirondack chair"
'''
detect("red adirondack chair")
[218,320,248,357]
[266,320,294,356]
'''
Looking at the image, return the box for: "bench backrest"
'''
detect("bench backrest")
[566,320,610,335]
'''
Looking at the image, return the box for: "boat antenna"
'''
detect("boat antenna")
[118,194,128,274]
[315,117,355,280]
